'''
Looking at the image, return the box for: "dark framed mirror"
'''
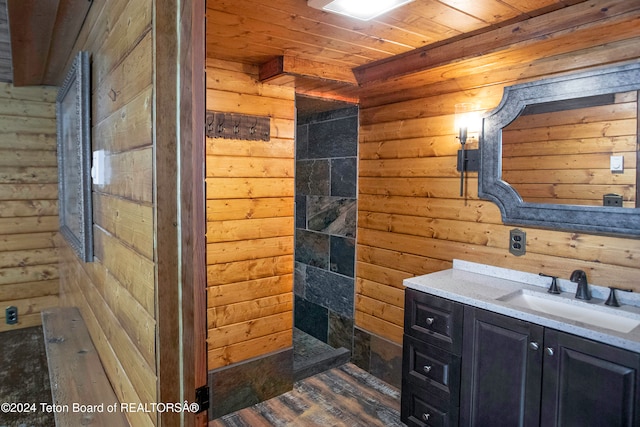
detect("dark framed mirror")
[479,62,640,237]
[57,51,93,261]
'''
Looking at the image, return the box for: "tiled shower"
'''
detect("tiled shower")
[294,103,358,353]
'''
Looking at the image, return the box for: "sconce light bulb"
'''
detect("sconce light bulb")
[454,102,480,144]
[459,126,468,145]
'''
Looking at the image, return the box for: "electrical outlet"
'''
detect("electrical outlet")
[5,306,18,325]
[509,229,526,256]
[603,193,623,207]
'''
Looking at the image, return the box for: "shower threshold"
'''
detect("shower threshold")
[293,328,351,382]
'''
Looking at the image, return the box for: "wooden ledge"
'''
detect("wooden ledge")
[41,307,128,426]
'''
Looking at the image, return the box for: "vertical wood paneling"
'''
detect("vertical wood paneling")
[206,59,295,371]
[155,0,208,424]
[356,4,640,345]
[0,82,59,332]
[55,0,156,425]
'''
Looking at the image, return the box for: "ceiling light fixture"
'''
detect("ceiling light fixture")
[308,0,415,21]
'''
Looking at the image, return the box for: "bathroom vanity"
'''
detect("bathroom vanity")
[401,260,640,427]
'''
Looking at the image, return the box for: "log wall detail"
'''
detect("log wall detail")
[205,58,296,371]
[0,82,59,332]
[56,0,157,425]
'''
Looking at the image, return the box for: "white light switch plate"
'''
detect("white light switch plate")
[610,155,624,172]
[91,150,109,185]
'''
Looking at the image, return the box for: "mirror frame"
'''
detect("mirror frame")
[57,51,93,261]
[479,62,640,237]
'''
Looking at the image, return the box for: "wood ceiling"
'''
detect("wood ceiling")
[1,0,92,86]
[206,0,588,102]
[1,0,593,91]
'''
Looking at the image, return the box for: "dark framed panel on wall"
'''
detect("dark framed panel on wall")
[56,51,93,262]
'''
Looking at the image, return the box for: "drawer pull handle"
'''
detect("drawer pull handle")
[529,342,539,351]
[422,413,431,421]
[546,347,554,356]
[423,365,432,373]
[425,317,434,326]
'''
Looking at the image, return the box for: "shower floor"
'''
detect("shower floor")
[293,328,350,382]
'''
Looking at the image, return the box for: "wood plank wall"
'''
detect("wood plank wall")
[356,1,640,345]
[0,83,59,332]
[56,0,156,425]
[502,91,637,207]
[205,58,296,371]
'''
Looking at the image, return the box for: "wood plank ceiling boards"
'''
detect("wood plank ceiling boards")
[6,0,92,86]
[206,0,589,103]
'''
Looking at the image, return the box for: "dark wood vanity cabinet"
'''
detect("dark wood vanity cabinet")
[460,307,543,427]
[402,288,463,426]
[541,329,640,427]
[402,289,640,427]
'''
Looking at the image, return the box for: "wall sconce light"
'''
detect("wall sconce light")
[454,103,480,197]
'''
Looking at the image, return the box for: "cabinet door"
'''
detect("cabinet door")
[541,329,640,427]
[460,307,544,427]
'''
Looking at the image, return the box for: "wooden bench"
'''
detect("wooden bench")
[41,307,128,426]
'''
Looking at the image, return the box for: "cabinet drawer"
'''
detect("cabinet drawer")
[405,288,463,355]
[401,382,459,427]
[403,334,460,405]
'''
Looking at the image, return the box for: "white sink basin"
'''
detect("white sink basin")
[498,289,640,333]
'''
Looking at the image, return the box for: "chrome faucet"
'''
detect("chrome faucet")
[570,270,591,300]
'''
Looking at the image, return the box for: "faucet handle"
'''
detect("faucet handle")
[605,287,633,307]
[539,273,560,294]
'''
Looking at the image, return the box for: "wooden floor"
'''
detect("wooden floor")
[209,363,405,427]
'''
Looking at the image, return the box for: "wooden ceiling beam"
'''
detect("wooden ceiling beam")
[353,0,634,85]
[7,0,59,86]
[7,0,91,86]
[42,0,93,86]
[259,55,358,86]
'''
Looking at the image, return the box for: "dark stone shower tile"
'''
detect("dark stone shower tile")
[295,195,307,229]
[295,230,329,269]
[330,236,355,277]
[331,157,357,197]
[307,196,356,237]
[208,349,293,419]
[298,106,358,125]
[295,295,328,342]
[328,311,354,351]
[294,262,306,297]
[352,327,371,371]
[370,335,403,389]
[296,124,309,159]
[296,160,329,196]
[307,116,358,159]
[305,266,354,319]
